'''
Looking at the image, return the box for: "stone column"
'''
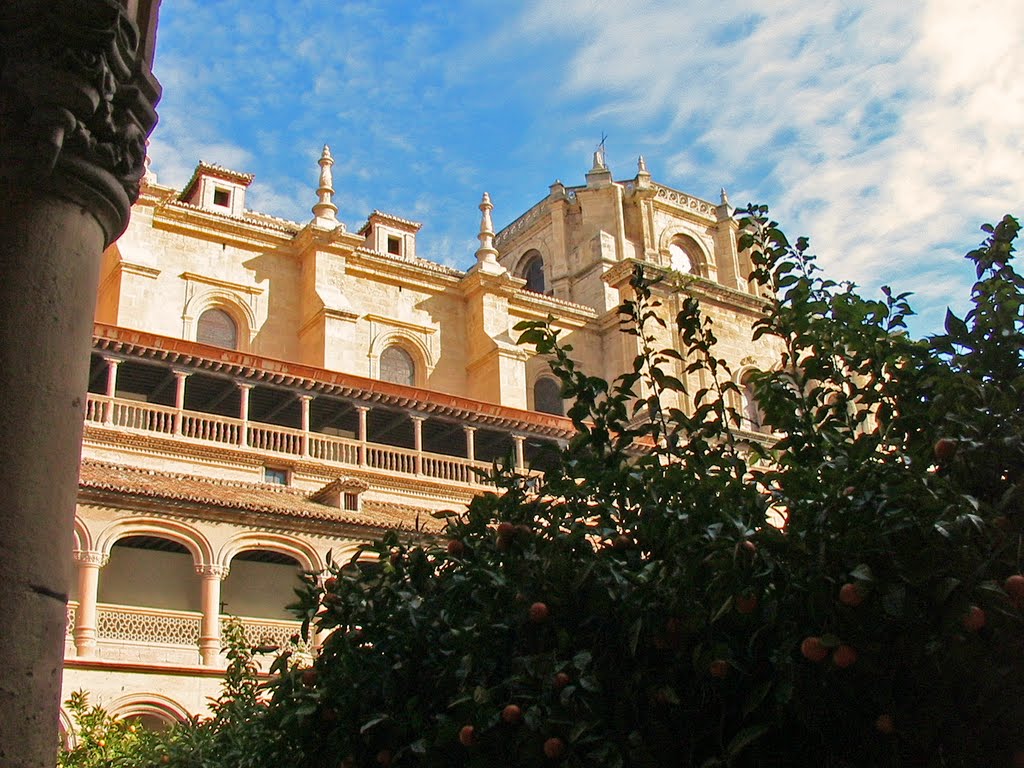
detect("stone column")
[299,394,312,457]
[71,550,108,659]
[237,382,253,447]
[411,415,425,475]
[196,564,229,666]
[463,425,477,462]
[513,435,526,471]
[356,406,369,467]
[102,357,121,425]
[0,3,160,765]
[172,369,190,436]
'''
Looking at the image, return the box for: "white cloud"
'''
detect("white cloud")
[514,0,1024,329]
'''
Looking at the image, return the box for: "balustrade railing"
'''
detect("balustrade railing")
[84,394,496,487]
[95,604,201,646]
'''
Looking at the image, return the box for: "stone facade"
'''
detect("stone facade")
[61,146,780,733]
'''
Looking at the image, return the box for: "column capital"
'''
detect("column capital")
[297,393,314,402]
[0,0,161,246]
[409,414,426,423]
[171,368,192,379]
[236,380,255,391]
[462,425,478,433]
[72,549,108,567]
[195,564,229,579]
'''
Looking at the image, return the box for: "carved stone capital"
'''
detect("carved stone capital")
[72,549,108,567]
[195,564,229,580]
[0,0,161,245]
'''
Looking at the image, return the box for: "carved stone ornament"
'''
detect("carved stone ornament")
[0,0,161,245]
[195,564,229,579]
[72,549,109,567]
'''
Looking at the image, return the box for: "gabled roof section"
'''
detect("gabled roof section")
[179,161,255,202]
[357,210,423,235]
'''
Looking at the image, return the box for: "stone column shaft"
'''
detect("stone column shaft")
[71,551,108,658]
[299,394,312,457]
[0,2,161,762]
[197,565,228,666]
[238,382,252,447]
[356,406,369,467]
[513,435,526,471]
[464,426,477,462]
[172,369,189,436]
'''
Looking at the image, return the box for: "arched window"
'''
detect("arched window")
[668,241,693,274]
[739,373,765,432]
[521,250,545,294]
[533,377,563,416]
[196,308,238,349]
[380,345,416,386]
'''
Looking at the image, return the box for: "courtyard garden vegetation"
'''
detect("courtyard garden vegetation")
[61,208,1024,767]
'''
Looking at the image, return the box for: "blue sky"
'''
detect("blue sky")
[149,0,1023,335]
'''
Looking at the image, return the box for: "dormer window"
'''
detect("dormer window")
[358,211,422,259]
[179,162,254,215]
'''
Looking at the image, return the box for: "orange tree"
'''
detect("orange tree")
[261,210,1024,768]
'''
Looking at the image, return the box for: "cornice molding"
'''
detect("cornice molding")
[0,0,161,245]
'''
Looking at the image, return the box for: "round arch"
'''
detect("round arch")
[58,707,75,750]
[219,532,323,573]
[658,229,713,278]
[511,247,547,294]
[327,541,375,571]
[72,514,93,553]
[368,331,433,387]
[182,289,256,351]
[532,375,564,416]
[106,693,189,729]
[733,365,766,433]
[95,518,214,567]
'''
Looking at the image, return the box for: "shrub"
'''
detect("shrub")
[263,210,1024,767]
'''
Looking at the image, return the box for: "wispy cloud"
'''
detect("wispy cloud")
[514,0,1024,329]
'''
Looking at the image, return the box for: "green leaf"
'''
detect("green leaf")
[727,724,770,758]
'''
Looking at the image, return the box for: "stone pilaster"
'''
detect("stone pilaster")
[0,3,161,765]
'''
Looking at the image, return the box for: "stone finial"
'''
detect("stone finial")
[592,148,607,170]
[716,186,734,222]
[142,139,157,187]
[474,192,505,275]
[637,155,649,174]
[311,144,339,226]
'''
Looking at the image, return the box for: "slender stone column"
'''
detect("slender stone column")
[102,357,121,425]
[0,3,160,764]
[463,426,477,462]
[513,435,526,471]
[172,369,190,436]
[299,394,313,457]
[71,550,108,658]
[411,416,425,475]
[196,565,229,666]
[238,382,253,447]
[356,406,369,467]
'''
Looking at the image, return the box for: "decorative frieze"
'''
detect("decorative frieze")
[651,184,717,221]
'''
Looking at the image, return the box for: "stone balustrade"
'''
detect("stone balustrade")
[84,393,496,486]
